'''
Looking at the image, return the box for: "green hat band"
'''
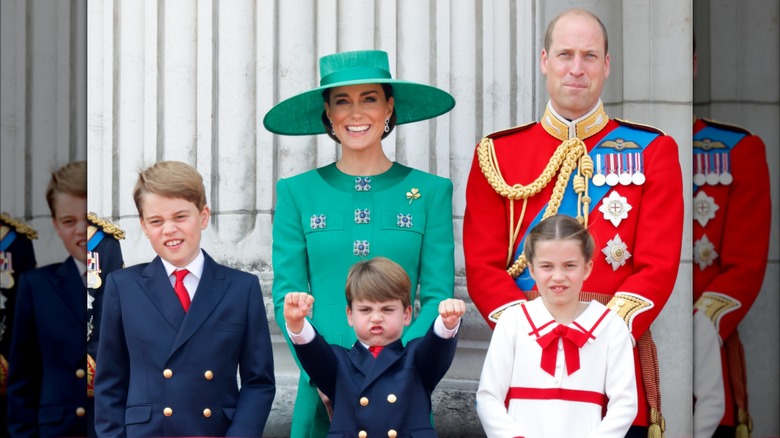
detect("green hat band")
[320,67,392,87]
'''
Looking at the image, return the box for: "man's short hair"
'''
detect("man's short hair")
[46,161,87,217]
[133,161,207,217]
[544,8,609,55]
[345,257,411,309]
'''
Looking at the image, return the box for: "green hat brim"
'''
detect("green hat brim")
[263,78,455,136]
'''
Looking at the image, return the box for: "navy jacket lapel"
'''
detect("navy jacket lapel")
[168,251,228,359]
[356,339,405,391]
[52,257,86,324]
[141,257,186,331]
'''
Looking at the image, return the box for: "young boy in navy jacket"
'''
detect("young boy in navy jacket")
[284,256,466,437]
[94,161,275,437]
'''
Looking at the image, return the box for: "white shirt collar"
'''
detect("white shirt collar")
[161,249,205,280]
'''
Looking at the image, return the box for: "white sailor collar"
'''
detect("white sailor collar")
[519,298,616,344]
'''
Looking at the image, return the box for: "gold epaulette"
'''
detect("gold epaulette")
[0,212,38,240]
[87,212,126,240]
[606,293,654,330]
[699,117,753,135]
[482,121,537,141]
[614,118,666,135]
[694,292,741,328]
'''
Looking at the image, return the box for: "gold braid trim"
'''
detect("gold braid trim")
[0,212,38,240]
[87,212,126,240]
[477,136,593,278]
[694,292,741,330]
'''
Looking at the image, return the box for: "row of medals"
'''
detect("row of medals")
[0,251,13,289]
[693,152,732,186]
[592,152,646,187]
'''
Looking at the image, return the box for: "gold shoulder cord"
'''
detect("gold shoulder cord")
[87,212,126,240]
[477,136,593,278]
[0,212,38,240]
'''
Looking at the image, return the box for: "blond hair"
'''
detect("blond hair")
[345,257,411,308]
[133,161,207,217]
[46,161,87,217]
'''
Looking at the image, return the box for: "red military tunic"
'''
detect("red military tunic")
[464,101,684,428]
[692,117,771,429]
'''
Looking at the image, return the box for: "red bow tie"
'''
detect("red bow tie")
[536,324,589,376]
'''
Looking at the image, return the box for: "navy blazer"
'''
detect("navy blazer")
[94,251,275,437]
[294,322,458,438]
[7,257,90,437]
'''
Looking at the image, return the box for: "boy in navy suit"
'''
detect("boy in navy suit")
[7,161,90,437]
[94,161,275,437]
[284,257,466,437]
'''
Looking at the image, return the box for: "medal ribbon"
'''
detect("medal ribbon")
[536,324,590,376]
[514,125,659,291]
[692,126,746,191]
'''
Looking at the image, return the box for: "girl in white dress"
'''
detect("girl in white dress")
[476,215,637,438]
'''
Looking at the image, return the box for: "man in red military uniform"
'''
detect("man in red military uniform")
[464,9,683,436]
[691,38,772,437]
[692,117,770,436]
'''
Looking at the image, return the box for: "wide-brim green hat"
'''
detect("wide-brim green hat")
[263,50,455,136]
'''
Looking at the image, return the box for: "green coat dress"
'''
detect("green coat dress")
[272,162,455,437]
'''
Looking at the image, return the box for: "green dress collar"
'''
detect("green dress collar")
[317,162,412,193]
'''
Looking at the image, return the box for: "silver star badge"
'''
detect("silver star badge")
[694,234,718,270]
[598,191,632,227]
[693,190,719,228]
[87,292,95,310]
[602,234,632,271]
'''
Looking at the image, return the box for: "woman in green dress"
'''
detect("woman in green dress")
[263,50,456,437]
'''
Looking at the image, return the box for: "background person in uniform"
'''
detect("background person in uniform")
[7,161,90,437]
[264,49,457,438]
[463,8,684,436]
[691,35,772,438]
[283,257,466,437]
[0,213,37,437]
[85,213,125,434]
[94,161,275,437]
[477,215,637,438]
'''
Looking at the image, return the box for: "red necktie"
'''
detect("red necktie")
[173,269,191,312]
[536,324,589,376]
[368,345,383,358]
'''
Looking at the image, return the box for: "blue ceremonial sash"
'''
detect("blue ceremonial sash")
[88,229,105,252]
[513,125,660,291]
[692,126,745,191]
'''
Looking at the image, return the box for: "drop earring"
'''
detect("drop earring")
[384,118,390,133]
